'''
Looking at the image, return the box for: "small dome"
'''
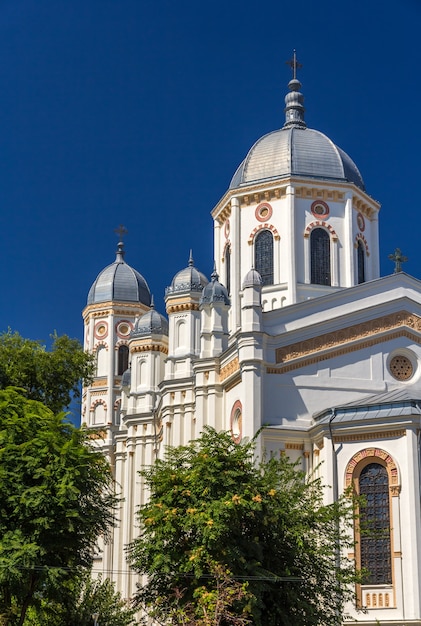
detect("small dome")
[200,268,230,306]
[131,300,169,338]
[166,251,209,295]
[87,242,151,306]
[121,366,131,389]
[242,268,263,289]
[229,75,365,192]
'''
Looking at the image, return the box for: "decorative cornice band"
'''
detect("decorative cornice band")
[131,344,169,354]
[166,303,200,314]
[333,430,406,444]
[220,357,240,382]
[272,311,421,371]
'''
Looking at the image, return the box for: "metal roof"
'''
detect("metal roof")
[166,252,208,296]
[87,243,151,306]
[230,127,365,191]
[315,389,421,425]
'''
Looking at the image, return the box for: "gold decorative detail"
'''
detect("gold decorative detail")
[285,443,304,450]
[220,357,240,382]
[389,354,414,380]
[91,378,107,387]
[345,448,399,488]
[303,451,310,458]
[248,223,280,244]
[131,344,169,354]
[314,449,320,457]
[166,302,200,314]
[355,232,370,256]
[390,485,402,496]
[333,430,406,443]
[274,311,421,368]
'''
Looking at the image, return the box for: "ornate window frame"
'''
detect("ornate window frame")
[345,449,400,610]
[304,222,338,286]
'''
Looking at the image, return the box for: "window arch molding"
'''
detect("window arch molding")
[303,222,338,286]
[345,448,400,606]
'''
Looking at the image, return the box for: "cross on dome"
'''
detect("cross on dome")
[285,50,302,80]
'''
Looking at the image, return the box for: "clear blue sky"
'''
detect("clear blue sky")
[1,0,420,347]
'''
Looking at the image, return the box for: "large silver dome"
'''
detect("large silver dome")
[87,242,151,306]
[230,76,365,192]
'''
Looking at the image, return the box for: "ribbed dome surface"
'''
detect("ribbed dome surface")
[87,244,151,306]
[166,252,209,295]
[131,305,169,338]
[200,269,230,306]
[230,127,365,191]
[242,268,263,289]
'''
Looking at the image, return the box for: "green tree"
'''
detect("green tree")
[128,427,358,626]
[0,330,94,414]
[25,568,137,626]
[0,388,118,626]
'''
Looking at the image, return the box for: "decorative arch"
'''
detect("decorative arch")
[345,447,399,489]
[248,223,280,244]
[304,220,338,240]
[230,400,242,444]
[355,233,370,256]
[90,398,107,425]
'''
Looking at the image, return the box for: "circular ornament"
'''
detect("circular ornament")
[116,320,132,338]
[255,202,273,223]
[357,212,366,232]
[94,321,108,339]
[311,200,329,218]
[389,355,414,381]
[230,400,242,444]
[224,219,230,238]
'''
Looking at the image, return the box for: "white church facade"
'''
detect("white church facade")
[82,66,421,625]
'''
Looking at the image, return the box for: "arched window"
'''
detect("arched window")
[310,228,331,285]
[357,240,366,284]
[117,345,129,376]
[225,246,231,295]
[96,345,107,377]
[254,230,273,286]
[358,463,392,584]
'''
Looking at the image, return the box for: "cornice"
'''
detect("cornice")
[83,301,149,321]
[131,343,169,354]
[212,176,380,223]
[269,310,421,373]
[220,356,240,382]
[166,302,200,314]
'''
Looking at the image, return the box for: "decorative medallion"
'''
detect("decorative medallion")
[94,321,108,339]
[389,355,414,381]
[255,202,273,223]
[357,212,365,232]
[311,200,329,219]
[224,219,230,238]
[116,320,132,339]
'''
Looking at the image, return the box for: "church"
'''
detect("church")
[82,59,421,625]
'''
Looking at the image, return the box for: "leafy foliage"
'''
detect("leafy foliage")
[128,428,358,626]
[0,388,118,626]
[0,330,94,414]
[25,568,137,626]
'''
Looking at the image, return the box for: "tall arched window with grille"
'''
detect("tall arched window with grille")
[310,228,331,285]
[358,463,392,585]
[225,246,231,295]
[254,230,273,286]
[357,240,366,284]
[117,345,129,376]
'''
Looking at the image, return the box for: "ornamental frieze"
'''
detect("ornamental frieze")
[219,357,240,382]
[275,311,421,366]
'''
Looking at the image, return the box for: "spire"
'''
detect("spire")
[211,262,219,282]
[114,224,128,262]
[150,294,155,308]
[188,249,194,267]
[283,51,306,129]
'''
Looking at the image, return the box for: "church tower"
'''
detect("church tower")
[213,54,380,330]
[81,232,151,439]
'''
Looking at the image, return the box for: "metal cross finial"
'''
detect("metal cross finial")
[286,50,302,80]
[114,224,128,241]
[388,248,408,273]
